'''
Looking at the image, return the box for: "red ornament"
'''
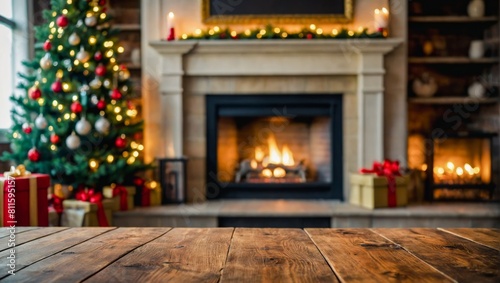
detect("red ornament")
[133,176,145,187]
[51,80,63,93]
[56,15,69,28]
[22,123,32,134]
[115,137,127,148]
[306,33,313,40]
[99,0,106,5]
[28,148,41,162]
[133,132,143,140]
[29,86,42,100]
[43,40,52,51]
[95,64,106,76]
[219,32,227,39]
[50,133,60,144]
[96,99,106,110]
[94,51,103,61]
[110,88,122,100]
[71,101,83,114]
[127,100,135,110]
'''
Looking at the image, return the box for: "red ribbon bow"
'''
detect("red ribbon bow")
[360,159,401,207]
[112,186,129,211]
[49,195,65,215]
[75,189,109,227]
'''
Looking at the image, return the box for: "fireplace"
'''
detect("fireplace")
[426,132,498,201]
[206,95,343,199]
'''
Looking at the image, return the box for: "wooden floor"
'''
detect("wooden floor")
[1,227,499,282]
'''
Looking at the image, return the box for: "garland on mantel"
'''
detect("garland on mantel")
[179,24,386,40]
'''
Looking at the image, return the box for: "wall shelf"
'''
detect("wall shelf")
[113,24,141,31]
[409,97,499,105]
[409,16,498,23]
[408,57,499,64]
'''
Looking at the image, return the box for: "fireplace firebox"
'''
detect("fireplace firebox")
[425,132,498,201]
[206,95,343,199]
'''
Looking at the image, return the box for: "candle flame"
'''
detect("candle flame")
[446,162,455,171]
[375,9,380,14]
[168,12,174,19]
[382,7,389,14]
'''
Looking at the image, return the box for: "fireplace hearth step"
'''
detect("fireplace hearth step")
[113,200,500,228]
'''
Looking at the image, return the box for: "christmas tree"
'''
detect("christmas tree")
[1,0,149,190]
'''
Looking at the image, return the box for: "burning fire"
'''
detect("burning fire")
[253,134,296,178]
[433,161,481,183]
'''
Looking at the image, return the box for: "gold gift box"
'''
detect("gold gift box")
[350,173,409,209]
[62,199,114,226]
[103,186,136,211]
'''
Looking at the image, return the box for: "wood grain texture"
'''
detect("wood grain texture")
[374,228,500,283]
[0,227,68,252]
[306,228,454,282]
[221,228,338,283]
[0,227,114,280]
[439,228,500,251]
[0,227,40,238]
[3,228,168,283]
[85,228,233,283]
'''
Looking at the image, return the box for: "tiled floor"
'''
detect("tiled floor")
[113,200,500,228]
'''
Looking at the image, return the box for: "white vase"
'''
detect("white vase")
[468,82,485,98]
[467,0,485,18]
[469,40,484,59]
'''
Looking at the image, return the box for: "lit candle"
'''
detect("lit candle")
[374,7,389,33]
[167,12,175,41]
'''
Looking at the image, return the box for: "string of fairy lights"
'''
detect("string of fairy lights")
[178,24,386,40]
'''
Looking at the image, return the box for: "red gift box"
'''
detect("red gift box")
[1,173,50,227]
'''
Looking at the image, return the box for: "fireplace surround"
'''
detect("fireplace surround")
[145,38,402,201]
[206,94,343,199]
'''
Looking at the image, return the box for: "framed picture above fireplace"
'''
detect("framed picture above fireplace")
[202,0,354,24]
[206,95,343,200]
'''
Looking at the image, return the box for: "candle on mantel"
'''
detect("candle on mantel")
[374,7,389,36]
[167,12,175,41]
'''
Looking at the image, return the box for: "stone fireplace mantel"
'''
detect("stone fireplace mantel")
[146,39,402,169]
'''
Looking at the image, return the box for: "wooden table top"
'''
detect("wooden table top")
[0,228,499,282]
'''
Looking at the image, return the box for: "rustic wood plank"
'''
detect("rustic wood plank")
[306,228,454,282]
[0,227,69,252]
[85,228,234,283]
[221,228,338,283]
[439,228,500,252]
[374,228,500,283]
[4,228,169,283]
[0,227,40,238]
[0,227,114,280]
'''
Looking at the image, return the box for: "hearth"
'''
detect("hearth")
[206,95,343,199]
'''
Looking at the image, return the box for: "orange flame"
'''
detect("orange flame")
[281,145,295,166]
[267,135,282,165]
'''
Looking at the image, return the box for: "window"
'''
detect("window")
[0,1,14,129]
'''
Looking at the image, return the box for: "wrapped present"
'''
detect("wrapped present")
[103,185,135,211]
[49,184,74,199]
[137,180,162,207]
[1,165,50,227]
[350,160,409,209]
[62,189,113,226]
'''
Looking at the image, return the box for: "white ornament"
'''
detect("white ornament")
[40,53,53,70]
[68,32,81,46]
[85,15,98,27]
[90,77,102,89]
[468,82,486,98]
[95,116,110,134]
[75,117,92,135]
[90,95,99,105]
[35,114,48,129]
[103,79,111,89]
[40,135,48,143]
[66,132,81,150]
[76,47,90,63]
